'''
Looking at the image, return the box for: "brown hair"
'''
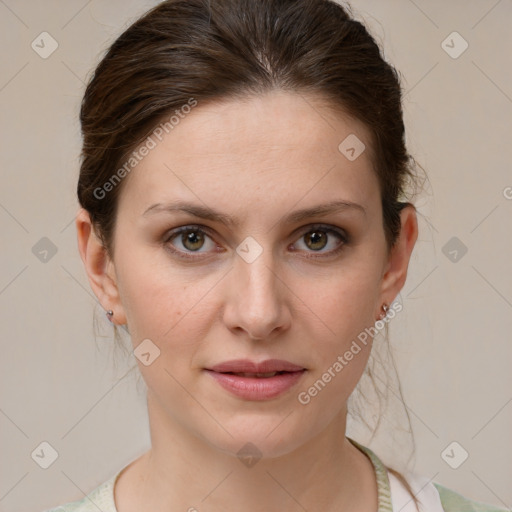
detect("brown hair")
[78,0,426,507]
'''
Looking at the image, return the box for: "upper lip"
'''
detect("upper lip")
[207,359,305,373]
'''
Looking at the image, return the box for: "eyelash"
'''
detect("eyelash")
[163,224,350,261]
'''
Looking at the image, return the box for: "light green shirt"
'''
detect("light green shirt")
[43,438,508,512]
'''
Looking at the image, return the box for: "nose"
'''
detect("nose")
[222,246,291,341]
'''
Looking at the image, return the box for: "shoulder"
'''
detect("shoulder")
[434,483,509,512]
[42,472,119,512]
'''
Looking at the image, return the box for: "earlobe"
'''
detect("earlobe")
[378,204,419,309]
[75,208,127,325]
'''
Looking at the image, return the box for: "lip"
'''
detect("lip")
[208,359,305,373]
[204,359,306,401]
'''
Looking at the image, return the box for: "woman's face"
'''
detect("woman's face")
[85,90,410,458]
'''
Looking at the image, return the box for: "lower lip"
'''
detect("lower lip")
[204,370,306,400]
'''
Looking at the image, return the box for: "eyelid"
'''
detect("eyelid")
[292,223,348,241]
[163,224,217,243]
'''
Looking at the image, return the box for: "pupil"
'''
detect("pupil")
[183,231,204,251]
[308,231,327,250]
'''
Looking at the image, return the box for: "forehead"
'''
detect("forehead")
[117,90,379,221]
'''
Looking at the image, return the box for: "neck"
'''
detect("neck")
[118,391,378,512]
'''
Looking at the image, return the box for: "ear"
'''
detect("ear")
[377,204,418,310]
[76,208,127,325]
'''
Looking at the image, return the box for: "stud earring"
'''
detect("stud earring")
[106,310,114,322]
[378,303,388,320]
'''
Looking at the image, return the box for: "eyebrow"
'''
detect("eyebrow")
[142,199,366,226]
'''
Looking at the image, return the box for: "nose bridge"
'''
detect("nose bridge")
[227,237,287,339]
[238,241,279,306]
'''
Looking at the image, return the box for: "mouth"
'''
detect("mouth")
[215,371,297,378]
[203,360,307,400]
[206,358,306,374]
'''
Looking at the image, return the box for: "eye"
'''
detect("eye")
[292,224,348,258]
[164,225,217,259]
[163,223,349,261]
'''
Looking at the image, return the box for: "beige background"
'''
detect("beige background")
[1,1,511,511]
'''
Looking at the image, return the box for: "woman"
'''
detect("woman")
[45,0,506,510]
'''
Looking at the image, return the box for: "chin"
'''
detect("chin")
[199,414,314,462]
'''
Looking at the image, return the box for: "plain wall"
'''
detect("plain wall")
[0,1,511,511]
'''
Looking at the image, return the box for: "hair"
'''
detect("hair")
[78,0,428,507]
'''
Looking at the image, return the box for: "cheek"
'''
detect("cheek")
[290,259,381,404]
[295,289,374,414]
[115,250,223,365]
[294,261,381,340]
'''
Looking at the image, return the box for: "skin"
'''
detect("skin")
[77,89,418,512]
